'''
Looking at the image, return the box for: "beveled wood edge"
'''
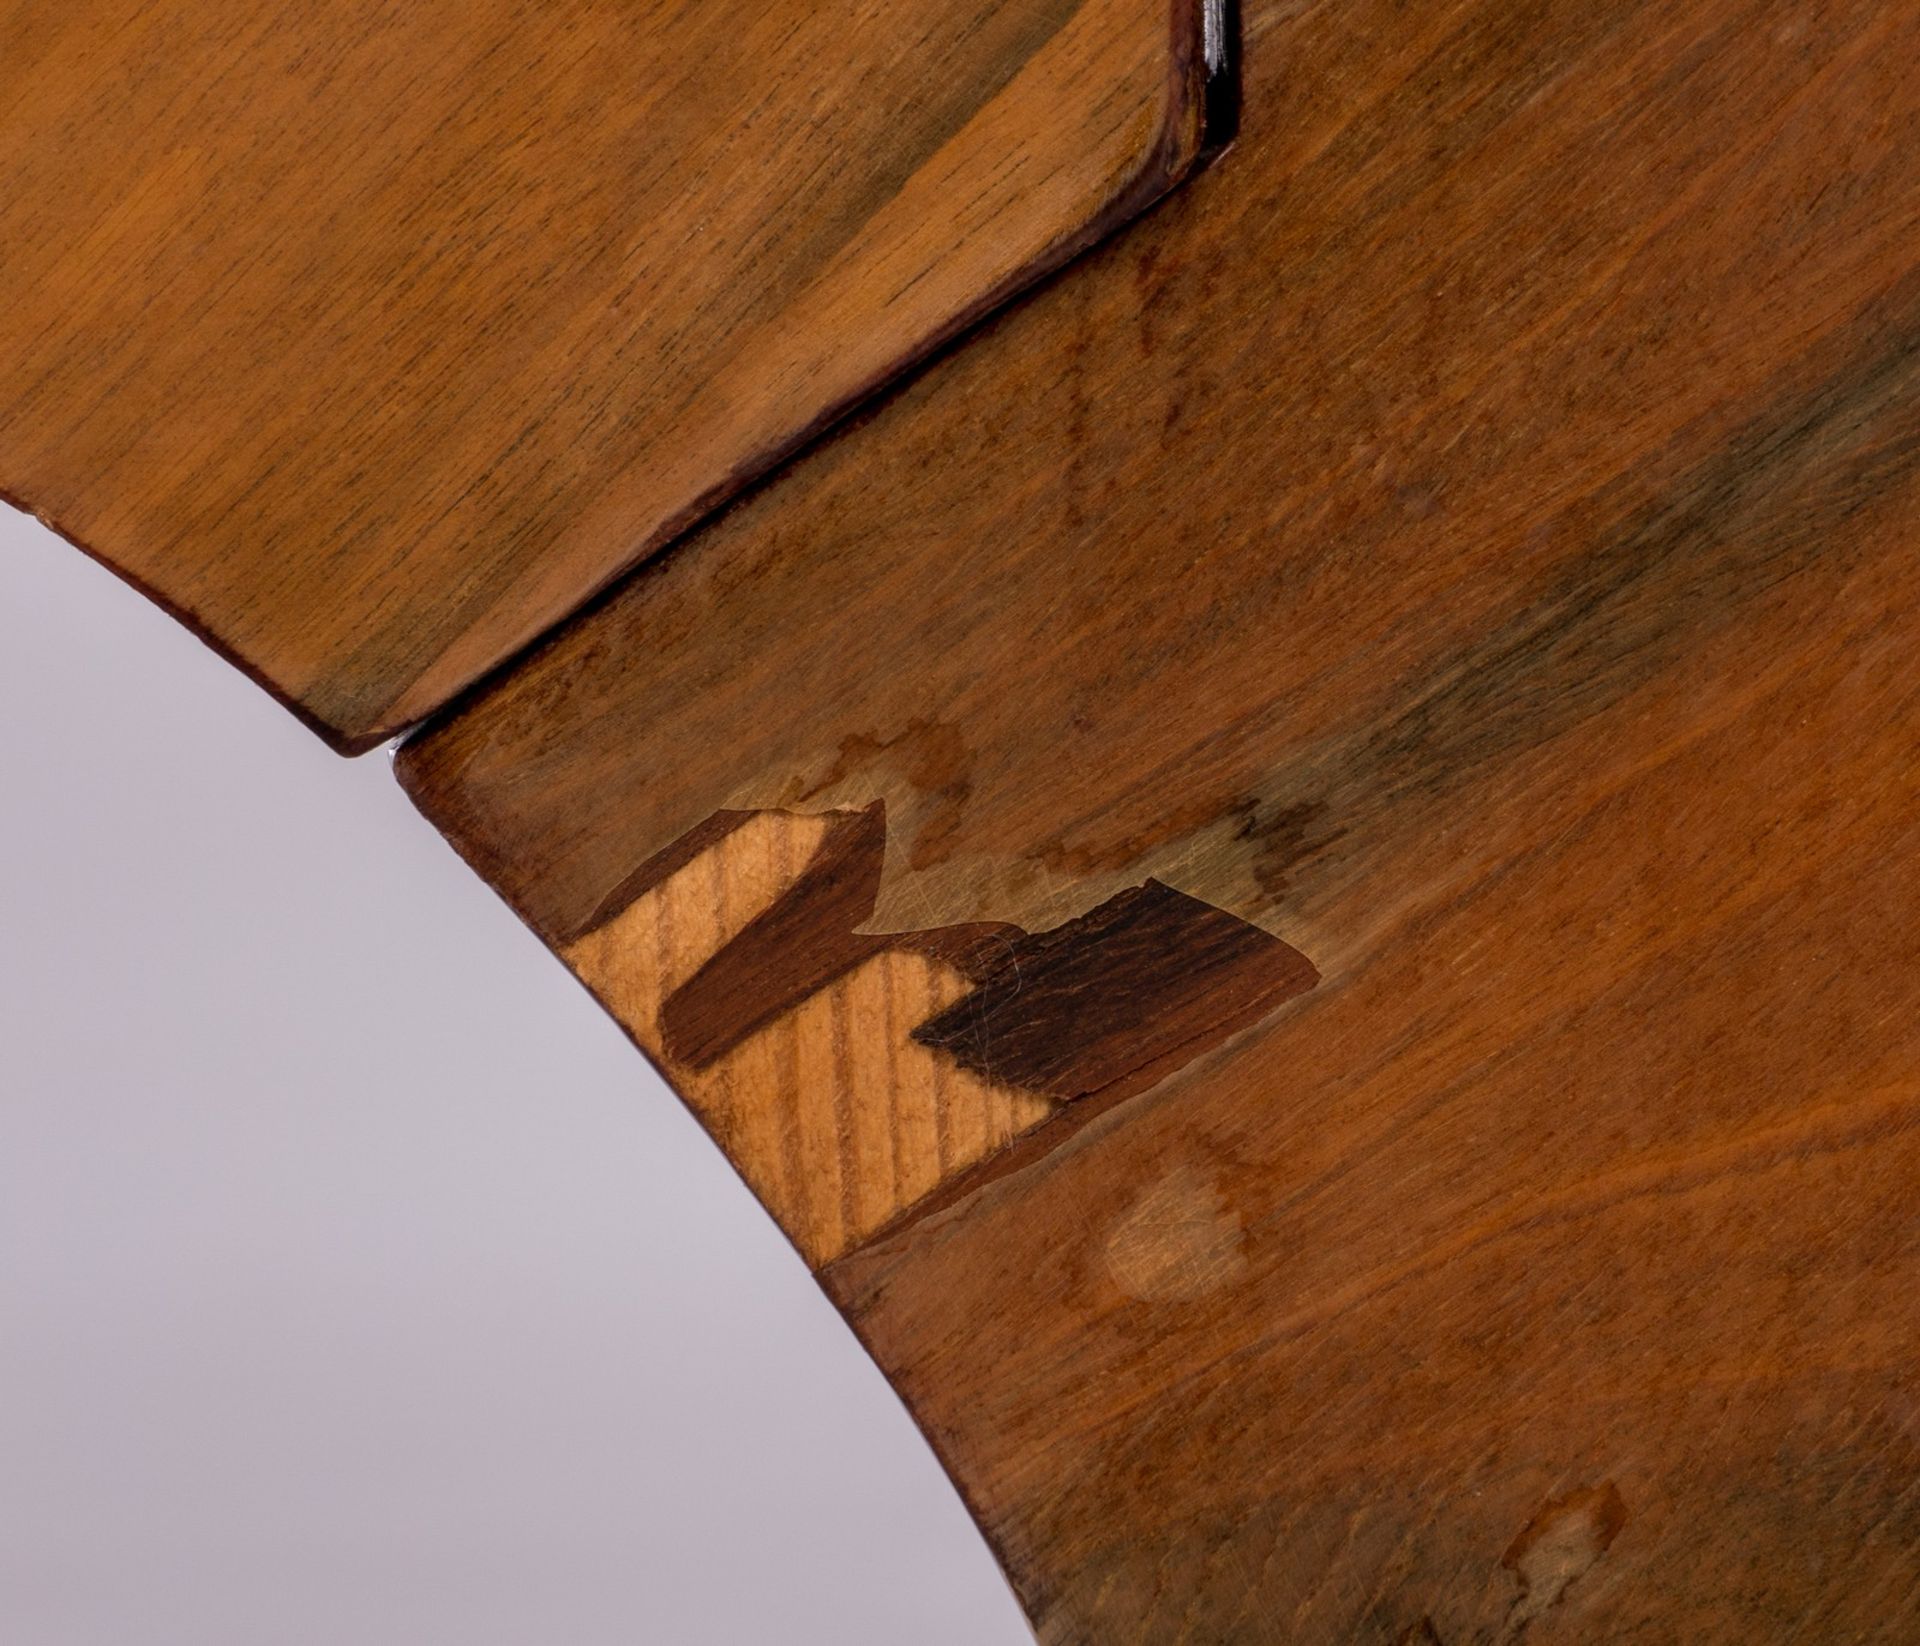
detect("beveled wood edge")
[2,0,1238,756]
[366,0,1238,752]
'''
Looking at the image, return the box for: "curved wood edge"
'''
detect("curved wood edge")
[394,0,1920,1637]
[398,793,1315,1268]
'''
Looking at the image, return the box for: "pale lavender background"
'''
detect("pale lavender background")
[0,507,1029,1645]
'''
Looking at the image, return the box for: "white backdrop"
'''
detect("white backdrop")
[0,507,1028,1645]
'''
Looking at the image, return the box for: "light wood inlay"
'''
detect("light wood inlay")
[564,811,1054,1265]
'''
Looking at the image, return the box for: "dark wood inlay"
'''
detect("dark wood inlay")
[913,879,1319,1101]
[659,806,1317,1100]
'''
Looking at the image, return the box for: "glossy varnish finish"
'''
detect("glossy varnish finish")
[0,0,1214,747]
[402,0,1920,1638]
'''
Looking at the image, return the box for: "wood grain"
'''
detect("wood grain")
[564,809,1056,1265]
[0,0,1218,748]
[558,799,1314,1265]
[401,0,1920,1637]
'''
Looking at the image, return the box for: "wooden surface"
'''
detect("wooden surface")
[401,0,1920,1639]
[565,808,1058,1265]
[548,798,1314,1266]
[0,0,1216,749]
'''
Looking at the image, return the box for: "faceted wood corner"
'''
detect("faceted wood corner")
[559,806,1316,1266]
[0,0,1231,749]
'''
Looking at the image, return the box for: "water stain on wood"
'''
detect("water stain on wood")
[1103,1164,1248,1303]
[1498,1482,1629,1641]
